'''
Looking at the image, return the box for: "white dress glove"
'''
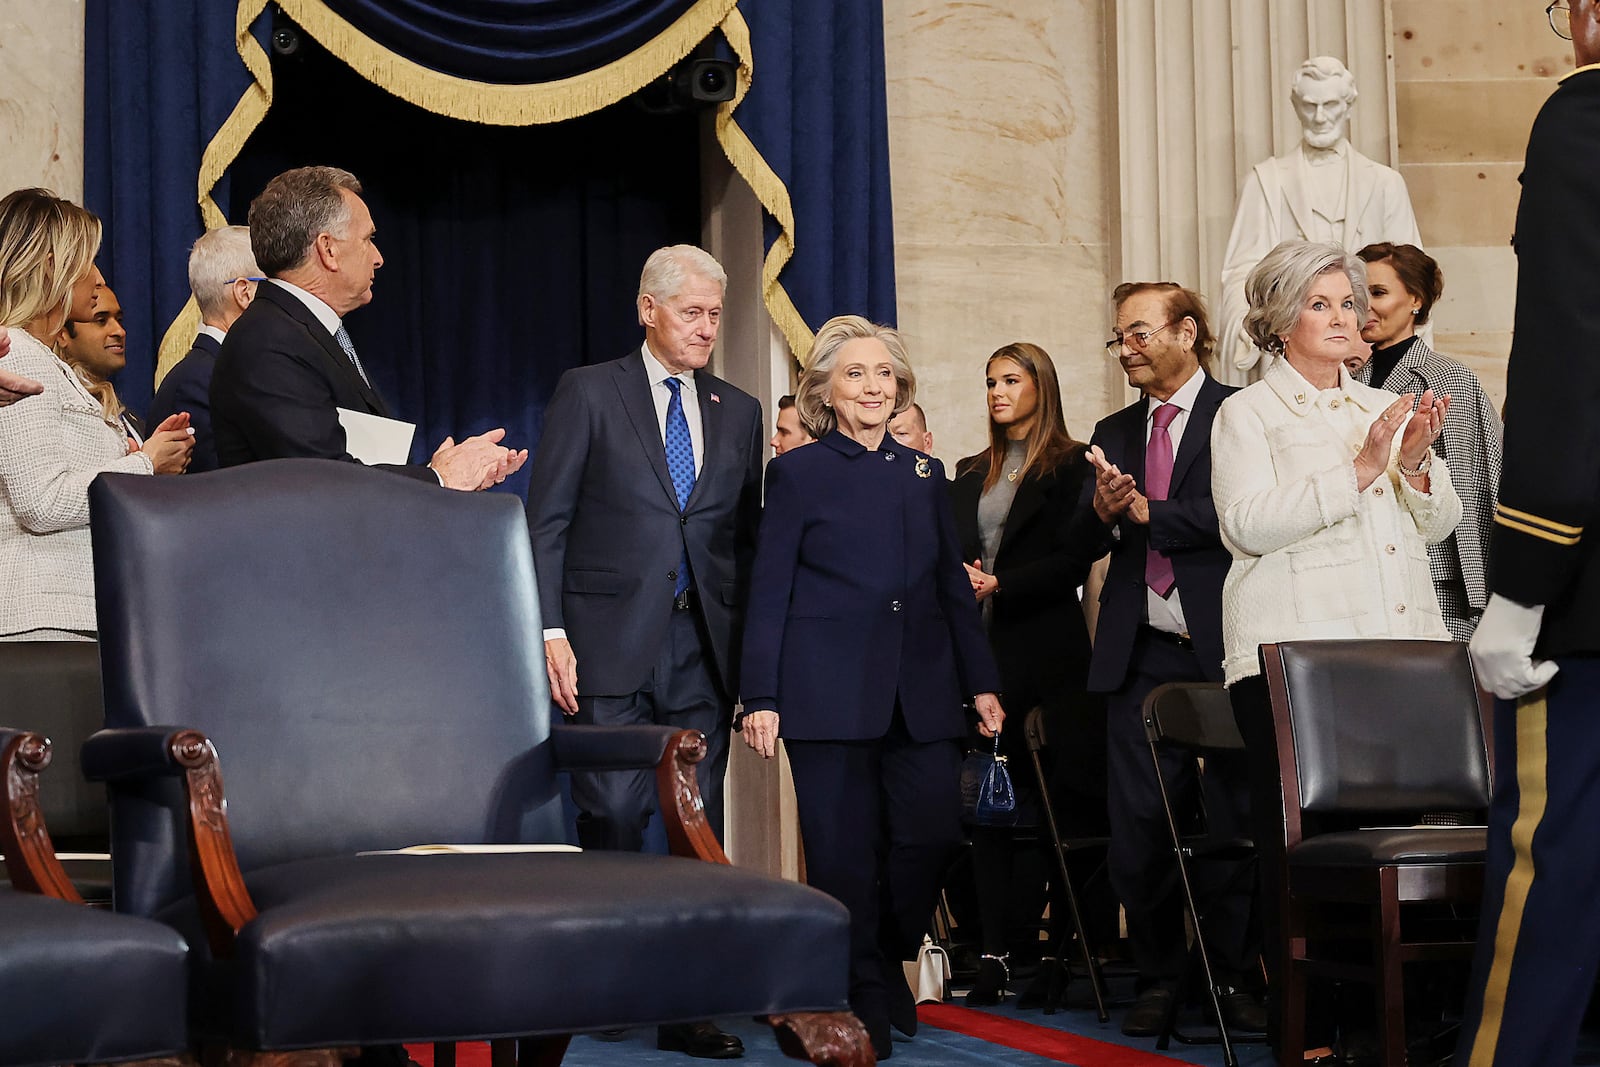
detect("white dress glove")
[1469,594,1560,700]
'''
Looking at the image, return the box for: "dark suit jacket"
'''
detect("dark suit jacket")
[1065,375,1236,690]
[740,432,1001,742]
[1491,66,1600,656]
[525,350,763,698]
[148,333,220,473]
[209,282,433,481]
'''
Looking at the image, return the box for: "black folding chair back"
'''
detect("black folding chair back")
[1143,682,1264,1067]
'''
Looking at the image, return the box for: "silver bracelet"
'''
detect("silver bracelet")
[1397,451,1433,478]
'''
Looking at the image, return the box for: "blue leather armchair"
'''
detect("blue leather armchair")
[82,459,865,1066]
[0,728,189,1067]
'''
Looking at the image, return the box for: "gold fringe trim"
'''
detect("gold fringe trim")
[714,7,812,366]
[154,296,204,388]
[154,0,273,390]
[164,0,814,385]
[276,0,738,126]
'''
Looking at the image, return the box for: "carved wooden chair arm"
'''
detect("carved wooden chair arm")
[656,729,730,865]
[83,725,258,958]
[0,729,82,902]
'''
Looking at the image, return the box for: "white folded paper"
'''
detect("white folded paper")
[337,407,415,466]
[357,843,582,856]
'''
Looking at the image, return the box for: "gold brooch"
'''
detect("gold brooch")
[915,457,931,479]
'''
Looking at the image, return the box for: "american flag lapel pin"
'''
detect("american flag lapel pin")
[709,392,721,403]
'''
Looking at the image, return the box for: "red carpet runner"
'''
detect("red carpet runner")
[916,1002,1193,1065]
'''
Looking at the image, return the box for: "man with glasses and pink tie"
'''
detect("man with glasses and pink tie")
[1063,282,1262,1039]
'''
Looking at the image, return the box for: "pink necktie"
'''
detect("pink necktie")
[1145,403,1180,597]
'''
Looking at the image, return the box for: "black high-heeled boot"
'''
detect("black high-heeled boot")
[964,953,1010,1007]
[1016,955,1071,1012]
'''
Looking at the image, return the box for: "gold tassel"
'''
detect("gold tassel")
[154,295,204,390]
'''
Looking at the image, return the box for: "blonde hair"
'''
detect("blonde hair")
[0,189,102,330]
[795,316,915,439]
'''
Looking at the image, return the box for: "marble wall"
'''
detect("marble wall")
[1392,1,1564,408]
[0,0,84,201]
[883,0,1116,464]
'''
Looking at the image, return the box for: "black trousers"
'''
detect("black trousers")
[785,710,963,1027]
[1105,629,1257,985]
[570,607,731,852]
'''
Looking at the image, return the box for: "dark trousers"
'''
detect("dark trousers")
[785,711,963,1028]
[1105,629,1256,985]
[1453,658,1600,1067]
[570,607,731,852]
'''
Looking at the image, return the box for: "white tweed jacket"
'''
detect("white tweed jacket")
[1211,357,1463,685]
[0,329,152,636]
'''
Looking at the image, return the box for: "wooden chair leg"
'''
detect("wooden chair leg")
[1279,902,1308,1067]
[765,1011,874,1066]
[1374,870,1407,1067]
[489,1039,515,1067]
[431,1044,455,1067]
[515,1036,571,1067]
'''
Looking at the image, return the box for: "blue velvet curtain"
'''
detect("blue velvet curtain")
[733,0,898,336]
[82,0,899,476]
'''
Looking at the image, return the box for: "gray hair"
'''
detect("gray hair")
[1243,240,1369,356]
[188,226,260,318]
[796,315,915,439]
[247,166,361,277]
[1291,56,1358,107]
[637,245,727,315]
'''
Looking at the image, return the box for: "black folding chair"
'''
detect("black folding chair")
[1142,681,1265,1067]
[1023,705,1110,1021]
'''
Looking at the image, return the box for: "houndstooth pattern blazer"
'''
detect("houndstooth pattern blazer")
[1358,338,1503,636]
[0,329,152,637]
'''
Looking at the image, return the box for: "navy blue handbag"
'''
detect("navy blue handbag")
[960,732,1018,826]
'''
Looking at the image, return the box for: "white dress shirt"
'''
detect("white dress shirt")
[196,323,227,344]
[641,342,704,477]
[269,278,343,336]
[1145,365,1205,635]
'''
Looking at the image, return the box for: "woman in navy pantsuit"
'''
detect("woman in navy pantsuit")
[739,315,1004,1060]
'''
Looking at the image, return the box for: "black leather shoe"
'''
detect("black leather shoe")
[1121,985,1176,1037]
[1217,989,1268,1033]
[657,1021,745,1059]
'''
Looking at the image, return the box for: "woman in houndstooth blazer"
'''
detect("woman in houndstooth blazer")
[0,190,192,641]
[1354,242,1503,640]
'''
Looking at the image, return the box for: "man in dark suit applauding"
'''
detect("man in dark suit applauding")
[149,226,260,473]
[1064,282,1262,1038]
[210,166,524,489]
[525,245,763,1060]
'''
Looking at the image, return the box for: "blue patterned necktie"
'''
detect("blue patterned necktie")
[333,324,372,388]
[663,377,696,597]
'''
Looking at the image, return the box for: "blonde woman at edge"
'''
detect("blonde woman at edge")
[0,189,193,641]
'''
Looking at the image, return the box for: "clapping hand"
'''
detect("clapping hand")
[1086,445,1148,524]
[0,326,42,406]
[1397,388,1449,474]
[964,558,999,601]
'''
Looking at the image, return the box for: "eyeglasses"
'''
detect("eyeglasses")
[1550,1,1572,41]
[225,276,267,284]
[1104,322,1174,354]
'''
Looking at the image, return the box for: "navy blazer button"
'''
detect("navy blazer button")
[680,516,688,526]
[667,571,678,582]
[891,600,902,611]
